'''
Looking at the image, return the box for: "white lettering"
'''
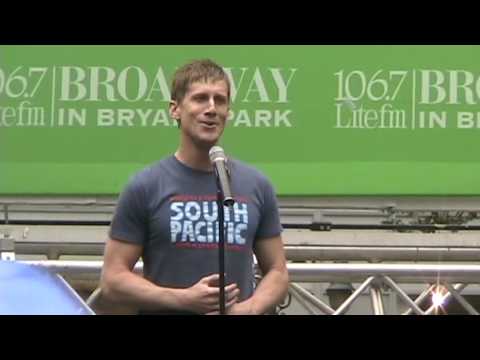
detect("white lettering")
[170,202,184,221]
[60,67,87,101]
[145,67,171,102]
[117,66,148,102]
[97,109,115,126]
[243,68,270,103]
[420,70,446,104]
[270,68,297,103]
[89,67,117,101]
[185,202,201,221]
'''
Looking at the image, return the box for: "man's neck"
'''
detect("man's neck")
[175,143,214,172]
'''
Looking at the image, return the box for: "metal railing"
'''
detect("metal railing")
[17,260,480,315]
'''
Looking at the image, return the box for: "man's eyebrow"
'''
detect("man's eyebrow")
[190,92,209,98]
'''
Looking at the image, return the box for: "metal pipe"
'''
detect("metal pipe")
[19,260,142,275]
[287,263,480,283]
[18,261,480,284]
[284,246,480,262]
[402,284,436,316]
[86,287,102,307]
[14,243,480,262]
[0,220,110,226]
[4,194,480,208]
[289,283,334,315]
[382,276,424,315]
[283,223,480,231]
[16,243,105,256]
[287,285,320,315]
[7,219,480,230]
[0,197,116,206]
[369,285,385,315]
[443,283,479,315]
[4,204,8,224]
[333,277,375,315]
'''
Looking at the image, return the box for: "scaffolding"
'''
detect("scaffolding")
[3,196,480,315]
[14,260,480,315]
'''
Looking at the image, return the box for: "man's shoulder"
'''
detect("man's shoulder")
[230,158,270,184]
[127,156,173,189]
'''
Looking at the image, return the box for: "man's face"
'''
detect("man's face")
[170,80,230,149]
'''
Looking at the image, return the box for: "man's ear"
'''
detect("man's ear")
[169,100,180,120]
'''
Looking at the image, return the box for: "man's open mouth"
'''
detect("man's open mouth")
[200,121,218,128]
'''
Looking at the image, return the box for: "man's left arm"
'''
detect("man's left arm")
[228,235,289,315]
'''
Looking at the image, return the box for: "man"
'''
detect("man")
[101,59,288,315]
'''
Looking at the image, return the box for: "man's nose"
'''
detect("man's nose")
[205,97,217,114]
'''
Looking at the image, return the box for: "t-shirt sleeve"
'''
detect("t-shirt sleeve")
[255,177,283,241]
[109,176,148,245]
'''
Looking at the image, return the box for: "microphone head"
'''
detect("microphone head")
[209,146,226,163]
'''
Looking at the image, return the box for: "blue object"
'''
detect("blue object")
[0,261,94,315]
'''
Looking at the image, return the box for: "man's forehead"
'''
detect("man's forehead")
[187,80,229,94]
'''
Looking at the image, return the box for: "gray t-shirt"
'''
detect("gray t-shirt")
[109,155,282,304]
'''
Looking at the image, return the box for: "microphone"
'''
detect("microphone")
[209,146,235,207]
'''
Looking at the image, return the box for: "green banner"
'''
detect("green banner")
[1,45,480,195]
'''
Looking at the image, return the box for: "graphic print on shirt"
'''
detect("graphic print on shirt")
[169,195,249,251]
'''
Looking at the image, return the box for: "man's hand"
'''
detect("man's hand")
[183,274,240,314]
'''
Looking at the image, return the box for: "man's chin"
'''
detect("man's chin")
[193,136,219,150]
[194,132,224,148]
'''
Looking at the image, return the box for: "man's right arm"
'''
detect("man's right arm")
[100,238,239,314]
[101,237,184,312]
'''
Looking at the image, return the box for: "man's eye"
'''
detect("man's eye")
[215,96,227,105]
[193,94,208,102]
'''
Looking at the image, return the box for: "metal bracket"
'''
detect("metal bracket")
[0,230,15,261]
[311,212,332,231]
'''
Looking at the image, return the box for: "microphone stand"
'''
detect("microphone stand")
[214,167,233,315]
[216,184,226,315]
